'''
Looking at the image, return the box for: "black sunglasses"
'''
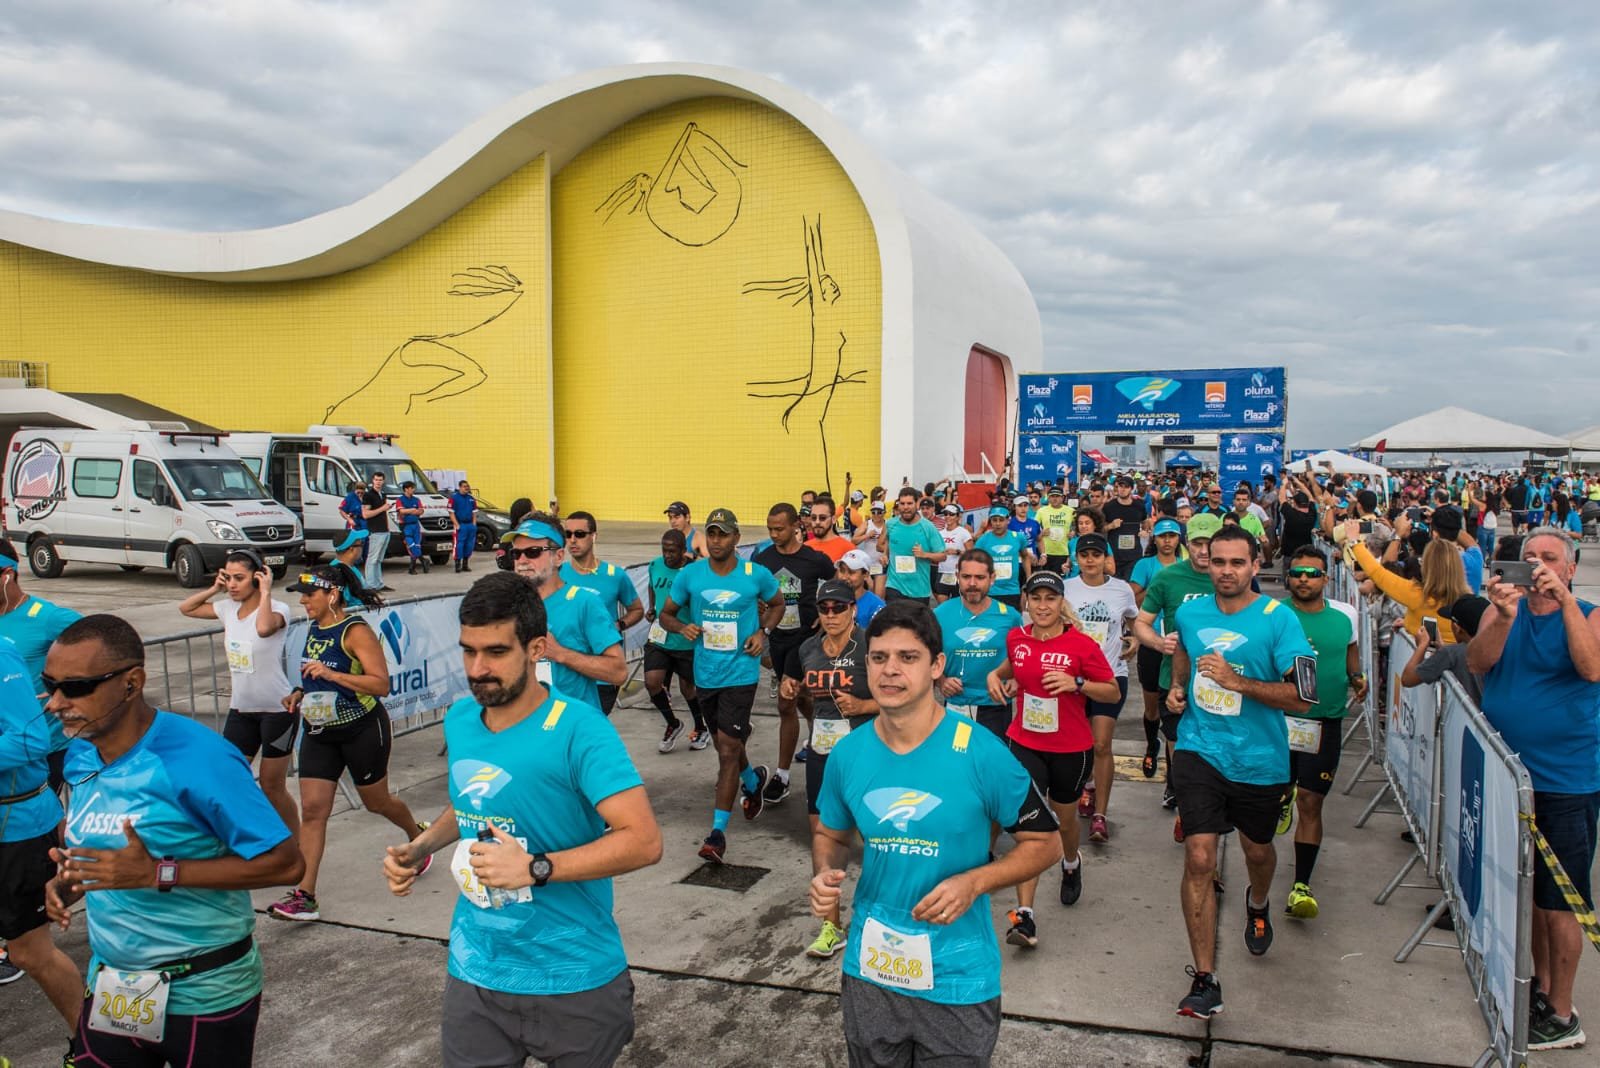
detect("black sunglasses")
[563,530,593,539]
[816,602,852,615]
[507,545,556,561]
[41,664,137,699]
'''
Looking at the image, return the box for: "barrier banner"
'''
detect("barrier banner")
[1219,433,1283,500]
[1384,633,1438,849]
[1018,433,1078,486]
[1437,678,1528,1061]
[1018,367,1285,433]
[623,564,652,656]
[284,595,470,721]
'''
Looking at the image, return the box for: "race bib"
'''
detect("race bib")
[1117,534,1136,551]
[993,560,1014,581]
[703,620,738,652]
[893,555,916,574]
[89,967,170,1044]
[1048,524,1067,541]
[647,622,668,646]
[779,602,801,631]
[946,703,975,718]
[1022,692,1059,733]
[1193,672,1241,716]
[301,690,338,726]
[225,638,255,674]
[535,660,553,686]
[811,716,852,755]
[1079,618,1109,644]
[1286,716,1323,754]
[859,917,933,992]
[450,838,533,910]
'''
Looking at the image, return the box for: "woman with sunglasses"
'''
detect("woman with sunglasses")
[986,571,1118,946]
[778,579,878,961]
[268,567,430,921]
[179,549,298,837]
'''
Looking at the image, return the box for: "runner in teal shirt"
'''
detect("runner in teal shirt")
[666,553,780,689]
[973,507,1030,602]
[880,490,947,600]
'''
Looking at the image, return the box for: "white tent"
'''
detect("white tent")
[1289,449,1389,476]
[1567,425,1600,451]
[1352,406,1570,453]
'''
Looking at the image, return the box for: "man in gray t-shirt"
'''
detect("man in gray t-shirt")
[1399,595,1488,704]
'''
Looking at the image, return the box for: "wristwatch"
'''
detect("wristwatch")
[1073,676,1086,691]
[156,857,179,893]
[528,853,553,888]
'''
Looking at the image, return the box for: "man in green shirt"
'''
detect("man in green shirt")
[1278,545,1366,921]
[1132,513,1221,814]
[1035,486,1076,574]
[1231,487,1268,543]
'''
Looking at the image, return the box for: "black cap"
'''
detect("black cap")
[1023,570,1065,596]
[1075,533,1111,556]
[1432,505,1464,539]
[664,501,690,517]
[1440,594,1489,638]
[1114,474,1134,487]
[815,579,856,606]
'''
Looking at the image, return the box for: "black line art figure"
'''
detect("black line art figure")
[323,266,522,423]
[594,122,746,247]
[744,216,866,496]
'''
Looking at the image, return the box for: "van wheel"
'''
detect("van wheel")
[28,539,64,579]
[430,550,452,567]
[270,564,289,580]
[174,544,208,588]
[476,527,495,551]
[119,565,145,573]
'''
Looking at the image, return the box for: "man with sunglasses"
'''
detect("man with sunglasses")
[505,516,626,712]
[1278,546,1363,922]
[807,498,854,563]
[43,615,303,1067]
[559,511,644,718]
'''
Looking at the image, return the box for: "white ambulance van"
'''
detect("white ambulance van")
[229,432,365,558]
[307,426,454,564]
[2,429,302,586]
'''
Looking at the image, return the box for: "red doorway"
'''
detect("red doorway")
[964,345,1010,476]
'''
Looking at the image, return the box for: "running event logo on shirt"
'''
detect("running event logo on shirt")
[1197,628,1248,653]
[702,589,741,609]
[1116,376,1181,411]
[955,626,996,646]
[864,788,944,832]
[64,790,142,842]
[452,759,513,811]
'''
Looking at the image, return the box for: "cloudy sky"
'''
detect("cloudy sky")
[1,0,1595,449]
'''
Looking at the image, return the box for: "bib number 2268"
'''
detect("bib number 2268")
[859,917,933,992]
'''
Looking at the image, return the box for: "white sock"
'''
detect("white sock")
[1016,906,1033,917]
[774,768,790,785]
[1062,854,1082,872]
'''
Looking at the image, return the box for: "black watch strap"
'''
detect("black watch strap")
[528,853,553,887]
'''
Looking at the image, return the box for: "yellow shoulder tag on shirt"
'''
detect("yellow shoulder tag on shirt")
[1263,599,1279,615]
[542,701,567,730]
[952,720,972,753]
[997,603,1009,616]
[744,562,753,576]
[565,585,580,601]
[606,563,616,576]
[26,601,41,618]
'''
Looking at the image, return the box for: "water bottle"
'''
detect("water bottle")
[477,828,513,909]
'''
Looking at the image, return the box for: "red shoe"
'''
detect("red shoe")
[1077,783,1095,819]
[1089,813,1109,843]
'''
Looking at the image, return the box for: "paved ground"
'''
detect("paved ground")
[3,533,1598,1066]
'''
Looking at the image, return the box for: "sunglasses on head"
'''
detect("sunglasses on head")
[563,529,592,539]
[41,664,137,698]
[1287,566,1326,578]
[507,545,554,561]
[816,601,852,616]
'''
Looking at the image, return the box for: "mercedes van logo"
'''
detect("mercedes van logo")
[266,526,279,541]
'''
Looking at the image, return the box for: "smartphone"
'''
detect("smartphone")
[1490,560,1537,588]
[1422,616,1440,644]
[1359,520,1374,534]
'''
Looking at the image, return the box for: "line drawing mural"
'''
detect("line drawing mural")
[594,122,746,247]
[744,216,866,495]
[323,265,523,423]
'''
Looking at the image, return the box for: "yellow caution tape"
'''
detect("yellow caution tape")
[1520,812,1600,952]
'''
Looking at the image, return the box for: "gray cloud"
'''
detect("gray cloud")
[1,0,1595,448]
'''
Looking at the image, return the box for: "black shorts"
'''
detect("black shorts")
[1008,740,1094,806]
[1532,790,1600,912]
[973,704,1010,740]
[1289,716,1343,796]
[934,574,959,598]
[1169,749,1288,844]
[1042,554,1071,575]
[73,989,262,1068]
[883,588,929,607]
[1136,645,1163,692]
[299,711,392,786]
[993,593,1022,611]
[643,644,695,682]
[0,832,54,939]
[698,684,757,741]
[768,631,809,680]
[804,716,875,814]
[224,710,300,761]
[1086,677,1129,720]
[597,684,618,717]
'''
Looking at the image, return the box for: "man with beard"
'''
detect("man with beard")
[385,572,662,1068]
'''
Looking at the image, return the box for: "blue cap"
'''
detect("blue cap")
[1152,518,1182,536]
[988,506,1011,518]
[333,529,368,552]
[513,518,565,546]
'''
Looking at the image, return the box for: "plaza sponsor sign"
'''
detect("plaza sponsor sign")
[1019,367,1285,433]
[1219,433,1283,499]
[284,595,470,719]
[1018,433,1079,486]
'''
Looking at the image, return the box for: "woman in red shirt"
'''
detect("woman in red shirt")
[986,570,1119,947]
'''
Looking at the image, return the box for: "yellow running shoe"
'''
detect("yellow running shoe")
[806,919,846,959]
[1286,881,1319,920]
[1276,786,1297,837]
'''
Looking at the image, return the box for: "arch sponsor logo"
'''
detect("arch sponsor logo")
[1245,371,1277,398]
[1115,377,1180,412]
[865,787,944,832]
[10,438,65,521]
[1204,381,1227,407]
[1072,384,1094,408]
[1024,377,1058,399]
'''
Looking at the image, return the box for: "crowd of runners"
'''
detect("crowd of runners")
[1,462,1597,1065]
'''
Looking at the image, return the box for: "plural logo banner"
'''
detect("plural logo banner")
[1019,368,1285,433]
[1220,434,1282,500]
[285,595,471,720]
[1019,434,1077,485]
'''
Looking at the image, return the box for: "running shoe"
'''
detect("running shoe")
[1532,988,1553,1029]
[768,674,779,699]
[1077,783,1095,819]
[1059,862,1083,906]
[0,954,21,985]
[1141,747,1159,779]
[1244,901,1274,956]
[1276,786,1296,837]
[689,728,711,751]
[1004,909,1038,948]
[267,889,321,921]
[1176,967,1224,1019]
[1173,814,1185,843]
[1285,881,1319,920]
[698,830,727,864]
[415,823,434,876]
[1162,782,1178,810]
[659,721,685,753]
[742,765,770,820]
[763,773,790,806]
[806,919,846,959]
[1089,813,1109,843]
[1528,1009,1586,1051]
[794,744,811,764]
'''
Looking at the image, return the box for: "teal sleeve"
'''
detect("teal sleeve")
[581,596,623,655]
[617,572,640,607]
[571,714,644,807]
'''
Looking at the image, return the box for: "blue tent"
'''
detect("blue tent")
[1165,450,1204,469]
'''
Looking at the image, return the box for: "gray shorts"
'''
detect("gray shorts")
[840,973,1000,1067]
[441,970,634,1068]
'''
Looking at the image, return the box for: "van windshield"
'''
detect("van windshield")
[352,460,437,496]
[165,459,271,502]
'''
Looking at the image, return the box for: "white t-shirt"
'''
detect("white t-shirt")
[1062,575,1139,678]
[860,519,885,566]
[216,597,293,714]
[938,525,972,576]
